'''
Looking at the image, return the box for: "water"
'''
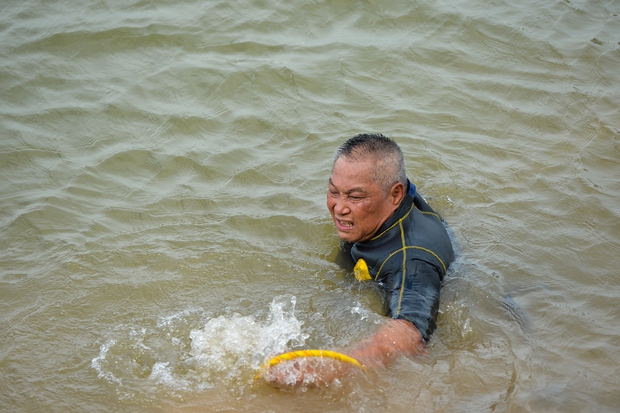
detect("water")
[1,0,619,411]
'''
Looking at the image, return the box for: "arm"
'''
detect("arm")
[261,318,425,388]
[347,318,427,368]
[346,259,442,367]
[262,263,441,388]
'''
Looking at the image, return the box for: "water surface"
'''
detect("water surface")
[1,0,619,412]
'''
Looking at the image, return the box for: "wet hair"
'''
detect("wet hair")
[333,133,407,193]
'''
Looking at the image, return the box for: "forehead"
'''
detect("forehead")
[329,157,378,190]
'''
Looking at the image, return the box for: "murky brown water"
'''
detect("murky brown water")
[1,0,619,412]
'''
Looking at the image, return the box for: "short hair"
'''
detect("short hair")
[333,133,407,193]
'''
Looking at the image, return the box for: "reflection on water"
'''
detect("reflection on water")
[1,0,619,411]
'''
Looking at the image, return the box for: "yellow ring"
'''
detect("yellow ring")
[259,349,366,373]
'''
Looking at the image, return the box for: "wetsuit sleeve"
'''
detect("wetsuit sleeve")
[384,259,442,342]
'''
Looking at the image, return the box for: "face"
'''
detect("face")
[327,156,404,243]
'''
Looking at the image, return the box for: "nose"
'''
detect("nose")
[333,196,351,216]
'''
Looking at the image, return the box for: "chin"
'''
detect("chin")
[338,232,359,243]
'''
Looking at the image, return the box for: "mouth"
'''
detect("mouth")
[336,219,354,231]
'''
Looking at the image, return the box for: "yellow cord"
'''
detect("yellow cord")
[257,349,366,379]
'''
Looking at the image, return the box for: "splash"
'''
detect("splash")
[188,295,308,380]
[91,295,307,398]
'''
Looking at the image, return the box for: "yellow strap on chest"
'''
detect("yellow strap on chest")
[354,258,371,281]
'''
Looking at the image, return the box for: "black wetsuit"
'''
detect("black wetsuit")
[342,181,455,341]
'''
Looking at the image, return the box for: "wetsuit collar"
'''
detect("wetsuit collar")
[407,179,416,198]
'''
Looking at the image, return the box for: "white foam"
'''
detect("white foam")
[91,294,308,396]
[91,338,123,386]
[188,295,308,379]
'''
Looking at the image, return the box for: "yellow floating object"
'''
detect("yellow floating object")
[354,258,371,281]
[260,349,366,373]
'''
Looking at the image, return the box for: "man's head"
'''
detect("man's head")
[327,133,407,243]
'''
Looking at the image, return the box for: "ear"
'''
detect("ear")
[389,182,406,206]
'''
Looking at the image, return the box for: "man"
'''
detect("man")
[264,133,455,387]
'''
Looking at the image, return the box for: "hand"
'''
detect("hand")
[261,356,347,389]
